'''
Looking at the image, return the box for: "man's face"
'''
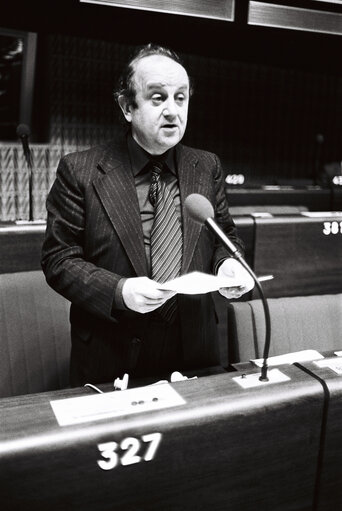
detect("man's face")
[121,55,189,155]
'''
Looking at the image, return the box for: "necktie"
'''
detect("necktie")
[149,160,182,322]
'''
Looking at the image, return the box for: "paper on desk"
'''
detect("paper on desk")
[251,349,324,367]
[314,357,342,375]
[50,384,186,426]
[157,271,242,294]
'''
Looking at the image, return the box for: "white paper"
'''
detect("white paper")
[157,271,243,294]
[301,211,342,218]
[251,349,324,367]
[157,272,274,295]
[50,383,186,427]
[314,357,342,375]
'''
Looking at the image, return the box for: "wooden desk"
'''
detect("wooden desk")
[0,218,254,276]
[252,213,342,297]
[227,186,332,211]
[0,223,45,273]
[1,366,323,510]
[296,357,342,511]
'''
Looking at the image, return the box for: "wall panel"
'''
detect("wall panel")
[43,33,342,184]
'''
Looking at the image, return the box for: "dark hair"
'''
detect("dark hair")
[114,43,193,109]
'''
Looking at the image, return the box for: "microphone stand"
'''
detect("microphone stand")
[206,218,271,381]
[23,139,34,223]
[17,125,34,222]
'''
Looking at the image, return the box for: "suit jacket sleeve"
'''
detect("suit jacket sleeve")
[41,155,122,321]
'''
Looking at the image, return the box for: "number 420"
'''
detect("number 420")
[97,432,162,471]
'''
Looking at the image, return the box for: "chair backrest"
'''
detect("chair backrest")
[0,271,70,398]
[227,294,342,364]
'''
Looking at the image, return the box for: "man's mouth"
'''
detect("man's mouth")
[162,124,177,129]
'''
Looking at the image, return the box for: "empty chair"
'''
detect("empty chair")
[227,294,342,364]
[0,271,70,398]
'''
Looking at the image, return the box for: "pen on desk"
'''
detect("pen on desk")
[258,275,274,282]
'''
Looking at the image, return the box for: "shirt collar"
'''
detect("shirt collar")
[127,133,177,177]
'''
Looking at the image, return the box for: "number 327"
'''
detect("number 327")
[97,432,162,471]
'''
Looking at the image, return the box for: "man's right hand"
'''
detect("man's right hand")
[122,277,176,313]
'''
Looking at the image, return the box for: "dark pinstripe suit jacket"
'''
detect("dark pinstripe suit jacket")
[41,134,243,385]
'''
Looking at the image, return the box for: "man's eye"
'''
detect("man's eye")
[176,95,185,104]
[151,95,163,104]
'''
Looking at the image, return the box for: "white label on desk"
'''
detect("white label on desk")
[50,384,186,426]
[251,349,324,367]
[314,357,342,375]
[233,369,291,389]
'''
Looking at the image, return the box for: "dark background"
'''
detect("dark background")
[1,0,342,184]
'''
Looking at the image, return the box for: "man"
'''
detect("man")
[41,44,253,386]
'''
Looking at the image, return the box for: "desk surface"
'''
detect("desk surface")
[1,366,323,511]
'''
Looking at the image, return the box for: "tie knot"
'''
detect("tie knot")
[150,159,164,176]
[149,160,164,206]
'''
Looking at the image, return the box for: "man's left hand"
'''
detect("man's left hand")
[217,258,254,300]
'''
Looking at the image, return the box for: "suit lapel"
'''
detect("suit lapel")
[92,140,212,278]
[177,144,212,274]
[93,138,148,277]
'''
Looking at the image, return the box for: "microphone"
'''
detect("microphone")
[16,124,33,222]
[16,124,31,160]
[184,193,271,381]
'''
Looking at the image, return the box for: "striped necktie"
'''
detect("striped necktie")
[149,160,182,322]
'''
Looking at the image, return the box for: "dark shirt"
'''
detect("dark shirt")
[127,135,181,273]
[114,135,182,310]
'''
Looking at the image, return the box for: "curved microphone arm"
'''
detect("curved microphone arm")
[206,217,271,381]
[184,193,272,382]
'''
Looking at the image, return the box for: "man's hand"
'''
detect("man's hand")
[122,277,177,313]
[217,258,254,300]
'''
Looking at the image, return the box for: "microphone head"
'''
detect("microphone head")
[184,193,214,224]
[16,124,30,138]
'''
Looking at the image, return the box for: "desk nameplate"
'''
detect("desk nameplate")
[50,383,186,426]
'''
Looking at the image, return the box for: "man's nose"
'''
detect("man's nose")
[163,99,177,117]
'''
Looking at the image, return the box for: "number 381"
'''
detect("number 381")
[323,221,342,235]
[97,432,162,471]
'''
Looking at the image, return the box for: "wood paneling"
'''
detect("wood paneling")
[80,0,235,21]
[248,2,342,36]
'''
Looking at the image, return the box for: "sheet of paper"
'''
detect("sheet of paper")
[50,383,186,427]
[314,357,342,375]
[301,211,342,218]
[251,349,324,367]
[157,272,273,295]
[157,271,242,294]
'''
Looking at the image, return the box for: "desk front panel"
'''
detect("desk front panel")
[0,224,45,273]
[0,367,323,510]
[253,214,342,297]
[297,359,342,511]
[227,187,332,211]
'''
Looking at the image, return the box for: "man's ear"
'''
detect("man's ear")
[117,95,132,123]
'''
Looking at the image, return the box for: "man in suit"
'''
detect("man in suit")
[41,43,253,386]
